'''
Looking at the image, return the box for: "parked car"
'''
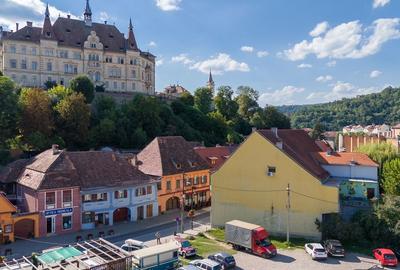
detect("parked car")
[208,252,236,269]
[121,239,147,252]
[373,248,398,267]
[190,259,222,270]
[304,243,328,260]
[175,236,197,258]
[323,239,345,257]
[177,266,201,270]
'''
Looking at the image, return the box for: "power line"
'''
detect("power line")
[291,190,338,205]
[212,186,286,193]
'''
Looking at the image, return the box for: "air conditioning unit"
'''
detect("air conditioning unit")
[267,172,274,177]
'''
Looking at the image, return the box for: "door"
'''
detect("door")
[137,206,144,220]
[46,217,55,234]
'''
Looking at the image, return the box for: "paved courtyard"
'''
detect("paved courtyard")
[233,249,400,270]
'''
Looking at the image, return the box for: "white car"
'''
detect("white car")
[305,243,328,260]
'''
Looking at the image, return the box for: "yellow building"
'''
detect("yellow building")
[0,193,39,244]
[211,129,339,239]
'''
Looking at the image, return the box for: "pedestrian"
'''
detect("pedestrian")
[155,231,161,245]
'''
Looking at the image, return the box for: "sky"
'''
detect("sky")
[1,0,400,106]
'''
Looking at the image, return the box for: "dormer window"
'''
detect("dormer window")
[66,29,71,33]
[171,158,181,169]
[91,43,96,48]
[46,32,51,37]
[109,34,114,38]
[188,160,197,167]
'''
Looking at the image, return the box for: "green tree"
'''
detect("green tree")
[69,75,95,103]
[250,106,291,129]
[55,93,91,147]
[194,87,213,114]
[48,85,73,103]
[179,91,194,106]
[0,76,18,147]
[44,80,57,90]
[235,86,259,120]
[310,121,325,140]
[382,158,400,195]
[19,88,54,138]
[358,142,398,167]
[214,86,238,120]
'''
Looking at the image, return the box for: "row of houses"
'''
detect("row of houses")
[0,136,224,243]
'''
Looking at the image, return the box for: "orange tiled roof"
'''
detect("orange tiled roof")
[312,152,378,167]
[194,145,238,171]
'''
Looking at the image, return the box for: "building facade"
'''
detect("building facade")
[211,129,339,239]
[137,136,211,213]
[0,0,155,94]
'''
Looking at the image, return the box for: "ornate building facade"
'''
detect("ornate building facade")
[0,0,155,94]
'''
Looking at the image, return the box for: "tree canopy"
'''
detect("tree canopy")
[69,75,95,103]
[382,158,400,196]
[0,76,18,148]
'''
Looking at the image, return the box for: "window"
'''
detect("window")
[21,75,27,83]
[194,176,199,185]
[21,59,27,69]
[62,215,72,230]
[9,59,17,68]
[31,47,37,55]
[132,82,136,90]
[4,224,12,234]
[133,58,137,65]
[157,182,162,191]
[118,57,124,64]
[45,49,54,56]
[146,204,153,218]
[147,186,152,194]
[21,45,26,54]
[109,67,121,78]
[105,81,109,88]
[97,193,107,201]
[185,178,192,187]
[131,69,136,78]
[114,190,128,199]
[176,180,181,189]
[95,71,101,82]
[135,187,146,197]
[267,166,276,175]
[82,212,94,223]
[129,59,133,65]
[64,64,77,74]
[63,190,72,207]
[47,62,52,71]
[45,192,56,209]
[166,181,171,191]
[73,52,81,60]
[201,175,207,184]
[91,43,96,48]
[105,56,112,63]
[121,82,125,90]
[9,45,16,53]
[59,50,68,58]
[32,75,37,85]
[113,81,117,89]
[83,194,91,202]
[32,61,37,70]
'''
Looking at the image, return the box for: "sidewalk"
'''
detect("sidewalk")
[4,207,210,258]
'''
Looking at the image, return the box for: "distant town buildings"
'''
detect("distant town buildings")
[0,0,155,94]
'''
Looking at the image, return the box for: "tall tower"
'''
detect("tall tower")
[41,3,55,39]
[128,18,138,50]
[207,70,215,91]
[84,0,92,26]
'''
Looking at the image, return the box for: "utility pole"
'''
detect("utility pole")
[286,183,291,243]
[180,173,185,234]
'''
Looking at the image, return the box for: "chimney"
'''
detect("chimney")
[252,127,257,133]
[104,21,107,24]
[326,149,332,156]
[26,21,33,27]
[276,141,283,149]
[52,144,60,155]
[16,23,19,31]
[271,127,279,138]
[67,15,71,19]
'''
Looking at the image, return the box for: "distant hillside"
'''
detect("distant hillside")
[277,87,400,130]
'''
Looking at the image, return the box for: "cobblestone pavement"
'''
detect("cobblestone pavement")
[233,249,400,270]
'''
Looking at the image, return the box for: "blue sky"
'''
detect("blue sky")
[1,0,400,106]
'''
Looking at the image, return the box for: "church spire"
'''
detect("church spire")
[207,70,215,91]
[128,18,138,51]
[41,3,55,39]
[84,0,92,26]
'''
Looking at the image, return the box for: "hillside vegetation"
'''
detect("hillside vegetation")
[278,87,400,130]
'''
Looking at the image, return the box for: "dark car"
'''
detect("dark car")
[323,239,345,257]
[208,252,236,269]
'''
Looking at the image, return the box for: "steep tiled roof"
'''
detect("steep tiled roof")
[137,136,210,176]
[0,159,30,184]
[312,152,378,167]
[4,150,155,191]
[3,26,42,43]
[194,146,237,171]
[257,129,330,180]
[315,140,332,152]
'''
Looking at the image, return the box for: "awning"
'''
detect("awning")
[37,247,82,264]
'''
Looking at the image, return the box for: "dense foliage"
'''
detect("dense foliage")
[382,158,400,196]
[278,86,400,130]
[0,74,291,155]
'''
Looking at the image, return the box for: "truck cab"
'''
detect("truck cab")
[252,227,277,258]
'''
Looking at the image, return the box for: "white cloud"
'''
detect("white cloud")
[327,60,337,67]
[307,81,380,101]
[0,0,78,30]
[373,0,390,8]
[156,59,164,66]
[297,63,312,68]
[259,86,305,106]
[149,41,157,47]
[241,46,254,53]
[99,11,110,22]
[283,18,400,61]
[171,54,194,65]
[316,75,333,82]
[370,70,382,78]
[257,51,269,58]
[309,21,329,37]
[156,0,182,11]
[190,53,250,75]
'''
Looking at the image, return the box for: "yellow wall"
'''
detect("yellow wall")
[211,132,339,239]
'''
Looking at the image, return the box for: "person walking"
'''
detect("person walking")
[155,231,161,245]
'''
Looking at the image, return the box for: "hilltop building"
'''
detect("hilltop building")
[0,0,155,94]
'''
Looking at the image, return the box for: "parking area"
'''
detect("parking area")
[233,249,400,270]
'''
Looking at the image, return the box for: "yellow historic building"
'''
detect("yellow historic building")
[211,129,339,239]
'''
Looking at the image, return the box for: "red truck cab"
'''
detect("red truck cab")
[252,227,277,258]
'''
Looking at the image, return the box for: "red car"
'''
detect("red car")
[373,248,398,267]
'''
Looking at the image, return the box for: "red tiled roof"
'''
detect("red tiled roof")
[257,129,330,180]
[315,140,332,152]
[312,152,378,167]
[137,136,210,176]
[194,145,238,171]
[10,150,156,190]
